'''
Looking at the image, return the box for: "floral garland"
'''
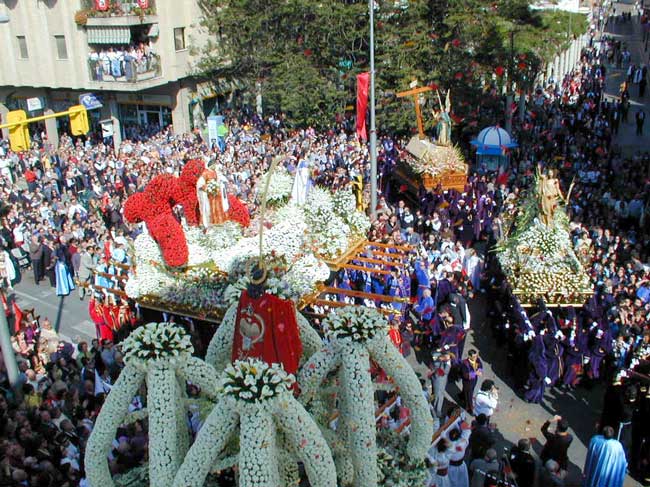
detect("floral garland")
[121,322,193,369]
[219,358,295,404]
[323,305,388,342]
[86,367,146,487]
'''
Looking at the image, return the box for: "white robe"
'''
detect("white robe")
[291,163,312,206]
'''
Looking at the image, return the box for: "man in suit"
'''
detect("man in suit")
[541,415,573,471]
[636,109,645,135]
[42,239,55,287]
[28,235,44,284]
[461,349,483,414]
[77,245,97,300]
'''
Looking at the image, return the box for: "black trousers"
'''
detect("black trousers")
[31,259,43,283]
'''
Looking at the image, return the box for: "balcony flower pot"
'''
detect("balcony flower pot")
[74,10,89,26]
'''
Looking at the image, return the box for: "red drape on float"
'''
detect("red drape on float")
[231,291,303,375]
[356,72,370,141]
[95,0,109,11]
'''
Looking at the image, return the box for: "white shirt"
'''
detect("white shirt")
[474,390,498,417]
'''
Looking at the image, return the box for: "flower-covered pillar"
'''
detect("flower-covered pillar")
[174,359,337,487]
[298,306,434,487]
[85,366,145,486]
[86,322,221,487]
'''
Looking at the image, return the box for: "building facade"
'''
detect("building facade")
[0,0,217,148]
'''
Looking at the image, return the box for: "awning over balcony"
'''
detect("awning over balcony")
[87,26,132,45]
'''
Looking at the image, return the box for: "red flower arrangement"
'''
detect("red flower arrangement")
[176,159,205,226]
[124,174,189,267]
[227,194,251,228]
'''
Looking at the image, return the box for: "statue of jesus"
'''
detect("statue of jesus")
[537,168,566,226]
[196,165,229,227]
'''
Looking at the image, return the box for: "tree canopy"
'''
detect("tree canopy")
[197,0,586,134]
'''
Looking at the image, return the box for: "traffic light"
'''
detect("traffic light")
[69,105,89,135]
[6,110,29,152]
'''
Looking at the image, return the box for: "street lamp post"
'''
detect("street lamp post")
[369,0,378,221]
[505,30,515,135]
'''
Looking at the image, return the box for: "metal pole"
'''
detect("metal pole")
[369,0,378,221]
[505,30,514,135]
[0,294,19,388]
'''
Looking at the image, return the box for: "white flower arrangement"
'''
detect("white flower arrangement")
[121,322,193,370]
[205,178,223,196]
[256,168,294,206]
[339,343,379,486]
[219,358,295,404]
[332,190,357,215]
[323,305,388,343]
[298,308,433,487]
[376,430,429,487]
[173,397,240,487]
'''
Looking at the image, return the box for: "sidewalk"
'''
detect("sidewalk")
[603,0,650,155]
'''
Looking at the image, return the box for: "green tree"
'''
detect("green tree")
[197,0,585,134]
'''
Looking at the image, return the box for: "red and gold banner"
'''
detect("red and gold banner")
[95,0,109,11]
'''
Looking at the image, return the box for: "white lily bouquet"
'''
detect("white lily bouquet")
[121,322,194,368]
[324,305,387,343]
[218,358,295,403]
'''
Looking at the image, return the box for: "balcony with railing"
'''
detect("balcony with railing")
[88,52,161,84]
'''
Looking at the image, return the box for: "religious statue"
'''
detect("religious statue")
[291,158,313,206]
[537,167,572,226]
[196,164,229,227]
[433,89,452,146]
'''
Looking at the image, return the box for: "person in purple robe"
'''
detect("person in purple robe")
[588,324,613,380]
[439,317,466,367]
[562,323,588,388]
[524,333,548,404]
[435,272,455,309]
[543,329,564,387]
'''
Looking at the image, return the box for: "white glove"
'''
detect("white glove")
[544,377,552,385]
[583,357,590,364]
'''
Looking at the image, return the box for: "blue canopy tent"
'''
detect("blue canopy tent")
[470,126,518,172]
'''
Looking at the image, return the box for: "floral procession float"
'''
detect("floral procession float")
[495,167,593,307]
[84,156,436,486]
[397,87,468,192]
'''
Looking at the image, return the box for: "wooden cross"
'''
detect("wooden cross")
[396,85,432,139]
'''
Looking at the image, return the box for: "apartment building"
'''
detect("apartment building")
[0,0,227,147]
